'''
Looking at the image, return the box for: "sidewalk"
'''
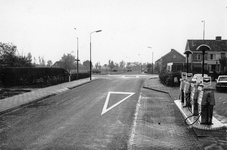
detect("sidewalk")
[0,78,96,115]
[142,77,227,149]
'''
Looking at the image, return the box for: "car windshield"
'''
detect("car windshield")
[219,77,227,81]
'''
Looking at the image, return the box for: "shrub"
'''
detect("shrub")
[70,72,90,81]
[159,70,181,87]
[0,67,69,87]
[92,69,101,74]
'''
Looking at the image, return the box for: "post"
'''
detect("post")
[90,30,102,81]
[186,55,189,73]
[77,37,79,80]
[202,50,205,77]
[152,51,153,74]
[202,20,205,40]
[90,36,92,81]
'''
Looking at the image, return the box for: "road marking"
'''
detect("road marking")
[101,91,135,115]
[121,75,139,78]
[128,92,141,149]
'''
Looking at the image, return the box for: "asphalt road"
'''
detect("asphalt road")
[0,75,148,150]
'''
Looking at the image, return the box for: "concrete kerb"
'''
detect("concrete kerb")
[0,94,56,116]
[143,86,173,100]
[0,78,99,116]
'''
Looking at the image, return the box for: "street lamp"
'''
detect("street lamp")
[90,30,102,81]
[184,50,193,73]
[74,28,80,80]
[138,54,142,73]
[196,44,211,77]
[147,46,153,74]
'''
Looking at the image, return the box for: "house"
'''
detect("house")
[185,36,227,73]
[155,49,186,72]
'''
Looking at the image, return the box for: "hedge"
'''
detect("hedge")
[159,70,181,87]
[0,67,70,87]
[0,67,91,87]
[70,72,90,81]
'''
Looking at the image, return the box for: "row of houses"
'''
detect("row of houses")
[155,36,227,73]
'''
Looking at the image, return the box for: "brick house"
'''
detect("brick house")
[185,36,227,73]
[155,49,186,72]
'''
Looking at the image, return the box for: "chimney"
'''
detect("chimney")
[216,36,222,41]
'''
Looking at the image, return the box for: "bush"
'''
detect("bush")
[0,67,69,87]
[159,70,181,87]
[70,72,90,81]
[92,69,101,74]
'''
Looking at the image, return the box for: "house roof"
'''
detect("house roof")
[155,49,185,62]
[186,38,227,52]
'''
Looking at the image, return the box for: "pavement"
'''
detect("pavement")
[0,78,96,115]
[143,77,227,128]
[142,77,227,149]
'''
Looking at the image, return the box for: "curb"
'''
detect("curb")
[143,86,174,101]
[0,79,98,116]
[0,94,56,116]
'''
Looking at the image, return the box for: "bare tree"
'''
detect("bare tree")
[108,60,115,71]
[47,60,53,67]
[61,53,75,73]
[119,60,126,69]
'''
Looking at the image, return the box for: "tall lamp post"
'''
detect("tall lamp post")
[184,50,193,73]
[147,46,153,74]
[90,30,102,81]
[138,54,142,73]
[74,28,80,80]
[196,44,211,77]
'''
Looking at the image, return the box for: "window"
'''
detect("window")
[209,54,216,60]
[193,53,202,61]
[173,55,176,58]
[197,54,201,60]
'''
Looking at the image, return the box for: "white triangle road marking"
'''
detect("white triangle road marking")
[101,92,135,115]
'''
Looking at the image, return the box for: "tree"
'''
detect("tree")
[47,60,53,67]
[61,53,75,73]
[219,57,227,73]
[27,52,32,63]
[108,60,115,71]
[38,56,46,67]
[147,63,152,71]
[119,60,126,69]
[95,62,101,69]
[0,42,33,67]
[83,60,92,71]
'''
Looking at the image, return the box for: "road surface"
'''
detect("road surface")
[0,75,147,149]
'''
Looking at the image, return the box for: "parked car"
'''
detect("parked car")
[191,74,208,83]
[216,75,227,91]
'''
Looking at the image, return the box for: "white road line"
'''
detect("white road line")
[128,92,142,149]
[101,91,135,115]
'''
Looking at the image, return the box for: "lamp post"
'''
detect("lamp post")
[147,46,153,74]
[138,54,142,73]
[74,28,80,80]
[196,44,211,77]
[184,50,193,73]
[202,20,205,40]
[90,30,102,81]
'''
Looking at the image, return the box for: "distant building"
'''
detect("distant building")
[185,36,227,73]
[155,49,186,72]
[52,61,64,68]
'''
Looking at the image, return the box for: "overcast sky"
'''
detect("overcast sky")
[0,0,227,65]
